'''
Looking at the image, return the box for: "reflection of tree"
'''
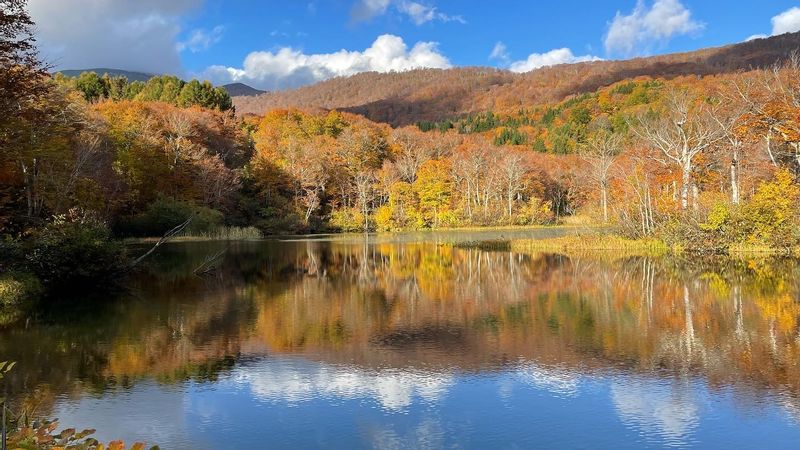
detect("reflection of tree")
[3,241,800,420]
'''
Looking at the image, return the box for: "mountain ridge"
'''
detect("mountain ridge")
[232,32,800,126]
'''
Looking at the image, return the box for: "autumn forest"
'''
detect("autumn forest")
[4,0,800,448]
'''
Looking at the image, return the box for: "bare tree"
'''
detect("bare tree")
[498,153,526,218]
[353,170,375,230]
[633,88,722,210]
[392,128,432,182]
[580,130,621,222]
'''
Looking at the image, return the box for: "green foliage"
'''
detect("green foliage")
[74,71,107,102]
[60,72,232,111]
[116,198,223,237]
[26,210,125,287]
[493,127,527,146]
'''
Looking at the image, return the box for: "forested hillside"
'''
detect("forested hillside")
[3,0,800,317]
[234,32,800,126]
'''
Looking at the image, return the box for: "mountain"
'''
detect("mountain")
[56,68,156,82]
[233,32,800,126]
[222,82,265,97]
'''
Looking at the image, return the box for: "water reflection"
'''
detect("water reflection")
[1,237,800,448]
[239,359,453,411]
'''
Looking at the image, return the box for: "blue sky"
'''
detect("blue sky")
[27,1,800,90]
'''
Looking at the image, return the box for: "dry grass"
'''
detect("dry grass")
[510,234,670,258]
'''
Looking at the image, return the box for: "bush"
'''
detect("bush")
[26,209,126,287]
[0,271,41,308]
[514,197,553,225]
[117,198,224,237]
[256,206,304,234]
[329,208,366,232]
[741,169,800,249]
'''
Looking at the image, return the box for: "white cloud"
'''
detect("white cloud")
[202,34,451,90]
[489,41,510,64]
[351,0,464,25]
[745,34,768,42]
[604,0,704,56]
[743,7,800,43]
[509,48,602,73]
[28,0,201,74]
[177,26,225,53]
[772,7,800,35]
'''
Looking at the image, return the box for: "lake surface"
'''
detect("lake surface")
[2,230,800,449]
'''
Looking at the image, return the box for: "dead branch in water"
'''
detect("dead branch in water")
[127,213,196,270]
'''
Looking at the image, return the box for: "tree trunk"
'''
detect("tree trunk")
[600,180,608,223]
[680,164,691,210]
[730,152,740,205]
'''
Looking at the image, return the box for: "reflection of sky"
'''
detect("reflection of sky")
[611,379,699,447]
[236,357,453,411]
[52,356,800,450]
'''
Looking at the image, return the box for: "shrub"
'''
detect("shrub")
[515,197,552,225]
[374,205,394,231]
[26,209,126,287]
[329,208,366,232]
[117,198,223,237]
[0,271,41,308]
[741,169,800,249]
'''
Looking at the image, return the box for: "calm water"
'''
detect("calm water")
[2,230,800,449]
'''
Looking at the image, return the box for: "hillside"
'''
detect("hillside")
[233,32,800,126]
[222,82,265,97]
[56,68,155,82]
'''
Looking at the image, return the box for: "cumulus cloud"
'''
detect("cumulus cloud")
[28,0,201,74]
[489,41,510,64]
[771,7,800,35]
[604,0,704,56]
[742,7,800,43]
[509,48,601,73]
[351,0,464,25]
[177,26,225,53]
[202,34,451,90]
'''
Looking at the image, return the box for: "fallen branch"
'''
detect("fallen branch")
[126,213,196,270]
[193,247,227,276]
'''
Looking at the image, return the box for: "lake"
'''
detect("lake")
[2,230,800,449]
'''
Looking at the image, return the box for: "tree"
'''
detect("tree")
[498,153,526,218]
[413,159,452,228]
[580,130,621,222]
[633,88,722,210]
[74,71,108,102]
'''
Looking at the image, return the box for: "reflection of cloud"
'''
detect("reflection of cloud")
[780,394,800,424]
[611,379,698,446]
[237,358,452,411]
[362,417,445,450]
[515,363,581,397]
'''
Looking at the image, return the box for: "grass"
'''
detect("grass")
[126,226,263,243]
[453,240,512,251]
[509,234,670,258]
[727,243,800,257]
